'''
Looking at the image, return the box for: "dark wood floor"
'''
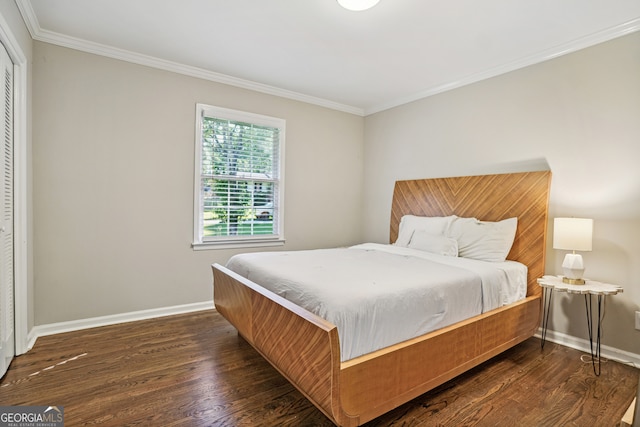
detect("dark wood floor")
[1,310,637,426]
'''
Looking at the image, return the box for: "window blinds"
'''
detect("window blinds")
[195,105,284,245]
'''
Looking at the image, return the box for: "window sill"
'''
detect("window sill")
[192,238,285,251]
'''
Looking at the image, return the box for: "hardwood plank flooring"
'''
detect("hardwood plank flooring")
[1,310,637,426]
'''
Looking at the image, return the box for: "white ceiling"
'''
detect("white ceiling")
[18,0,640,115]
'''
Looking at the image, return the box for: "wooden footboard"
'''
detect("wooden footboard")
[214,263,541,426]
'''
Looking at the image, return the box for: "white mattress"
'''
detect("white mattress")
[225,243,527,361]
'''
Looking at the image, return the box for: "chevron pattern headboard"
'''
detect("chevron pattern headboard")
[390,171,552,297]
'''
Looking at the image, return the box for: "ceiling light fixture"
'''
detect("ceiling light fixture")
[337,0,380,11]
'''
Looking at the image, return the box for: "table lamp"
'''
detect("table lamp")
[553,217,593,285]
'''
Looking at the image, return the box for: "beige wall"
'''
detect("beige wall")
[32,42,364,325]
[363,32,640,355]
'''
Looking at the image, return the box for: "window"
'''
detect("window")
[193,104,285,249]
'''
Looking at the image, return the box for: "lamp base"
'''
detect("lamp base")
[562,253,586,285]
[562,276,586,285]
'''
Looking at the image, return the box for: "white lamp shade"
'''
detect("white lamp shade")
[337,0,380,11]
[553,217,593,251]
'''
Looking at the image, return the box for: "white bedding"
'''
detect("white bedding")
[225,243,527,361]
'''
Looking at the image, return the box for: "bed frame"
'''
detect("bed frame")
[213,170,551,426]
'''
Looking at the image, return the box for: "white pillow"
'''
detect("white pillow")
[408,231,459,257]
[446,216,518,262]
[395,215,454,247]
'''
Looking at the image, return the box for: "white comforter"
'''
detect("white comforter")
[225,243,527,361]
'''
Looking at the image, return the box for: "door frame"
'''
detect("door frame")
[0,12,30,355]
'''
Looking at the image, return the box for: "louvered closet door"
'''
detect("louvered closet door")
[0,41,14,378]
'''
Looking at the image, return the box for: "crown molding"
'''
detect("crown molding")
[14,0,38,39]
[15,0,364,116]
[365,17,640,115]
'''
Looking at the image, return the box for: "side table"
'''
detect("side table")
[537,275,623,376]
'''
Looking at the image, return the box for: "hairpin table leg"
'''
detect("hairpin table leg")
[584,294,603,376]
[541,287,553,349]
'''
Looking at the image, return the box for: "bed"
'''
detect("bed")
[213,170,551,426]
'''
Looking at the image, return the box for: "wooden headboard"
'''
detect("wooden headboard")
[389,171,552,298]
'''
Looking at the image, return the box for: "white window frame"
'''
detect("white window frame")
[192,104,285,250]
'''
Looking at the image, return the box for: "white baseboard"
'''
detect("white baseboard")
[535,328,640,369]
[27,301,214,351]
